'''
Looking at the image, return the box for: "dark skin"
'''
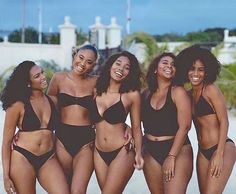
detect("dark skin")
[2,65,69,194]
[188,60,236,194]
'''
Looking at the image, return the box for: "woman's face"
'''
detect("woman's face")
[72,49,96,75]
[29,65,47,90]
[156,56,176,80]
[110,56,131,82]
[188,59,206,86]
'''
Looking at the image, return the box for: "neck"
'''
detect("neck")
[156,79,171,93]
[30,90,44,100]
[108,80,121,93]
[70,71,87,80]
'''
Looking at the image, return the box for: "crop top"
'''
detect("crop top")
[142,87,179,136]
[91,94,128,124]
[20,95,59,132]
[193,86,215,117]
[57,93,93,110]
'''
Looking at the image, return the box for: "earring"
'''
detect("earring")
[154,71,157,74]
[27,84,30,88]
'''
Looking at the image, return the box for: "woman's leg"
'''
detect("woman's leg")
[164,145,193,194]
[204,142,236,194]
[94,148,109,190]
[143,152,164,194]
[38,154,70,194]
[56,139,73,182]
[101,147,135,194]
[71,143,94,194]
[10,150,36,194]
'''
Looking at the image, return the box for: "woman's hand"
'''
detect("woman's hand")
[210,152,224,178]
[162,154,176,182]
[4,177,16,194]
[124,124,133,145]
[134,152,144,170]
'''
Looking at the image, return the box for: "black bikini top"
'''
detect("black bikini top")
[91,94,128,124]
[194,86,215,117]
[21,95,59,132]
[142,87,179,136]
[58,93,93,110]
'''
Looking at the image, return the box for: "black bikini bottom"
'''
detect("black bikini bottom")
[143,136,191,165]
[199,138,234,161]
[13,144,54,174]
[56,123,95,157]
[96,143,132,166]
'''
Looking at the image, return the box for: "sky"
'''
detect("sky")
[0,0,236,35]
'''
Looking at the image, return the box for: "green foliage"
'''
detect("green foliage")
[217,63,236,109]
[9,27,38,43]
[36,60,63,83]
[125,32,159,70]
[0,36,3,42]
[76,28,88,45]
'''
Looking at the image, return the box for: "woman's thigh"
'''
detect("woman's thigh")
[38,155,70,194]
[71,144,94,194]
[143,152,163,194]
[10,150,36,194]
[164,145,193,194]
[102,147,135,194]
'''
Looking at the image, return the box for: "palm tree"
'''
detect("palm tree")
[0,66,15,94]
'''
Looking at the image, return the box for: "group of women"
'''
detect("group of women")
[1,44,235,194]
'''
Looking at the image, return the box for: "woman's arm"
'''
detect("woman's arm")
[168,86,192,157]
[129,91,144,170]
[2,102,22,193]
[162,86,192,181]
[47,73,60,105]
[206,84,229,177]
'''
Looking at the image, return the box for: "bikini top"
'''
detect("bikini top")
[21,95,59,132]
[142,87,179,136]
[91,94,128,124]
[193,86,215,117]
[58,93,93,110]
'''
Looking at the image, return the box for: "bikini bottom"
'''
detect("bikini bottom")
[56,123,95,157]
[143,136,191,165]
[199,138,234,161]
[96,143,133,166]
[13,144,54,174]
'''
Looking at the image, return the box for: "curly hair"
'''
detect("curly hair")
[72,44,98,60]
[1,61,36,110]
[146,52,176,93]
[96,51,141,95]
[174,45,221,86]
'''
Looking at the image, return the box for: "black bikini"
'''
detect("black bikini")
[92,94,130,165]
[193,86,215,117]
[193,86,234,160]
[56,93,95,157]
[142,87,191,165]
[199,139,234,161]
[91,93,128,125]
[13,95,57,174]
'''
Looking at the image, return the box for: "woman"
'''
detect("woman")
[91,51,144,194]
[47,44,98,194]
[141,52,193,194]
[175,45,236,194]
[1,61,69,194]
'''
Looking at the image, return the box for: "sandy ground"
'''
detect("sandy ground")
[0,110,235,194]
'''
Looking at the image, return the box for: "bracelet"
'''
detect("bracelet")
[167,154,176,158]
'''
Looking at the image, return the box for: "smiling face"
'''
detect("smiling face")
[156,56,176,80]
[29,65,47,90]
[188,59,206,87]
[110,56,131,82]
[72,49,97,75]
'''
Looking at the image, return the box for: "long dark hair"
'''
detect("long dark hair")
[1,61,36,110]
[96,51,141,95]
[174,45,221,86]
[146,52,176,93]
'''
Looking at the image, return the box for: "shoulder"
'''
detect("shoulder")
[204,83,222,98]
[87,75,98,84]
[125,90,141,102]
[171,86,189,101]
[52,71,67,80]
[6,101,24,113]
